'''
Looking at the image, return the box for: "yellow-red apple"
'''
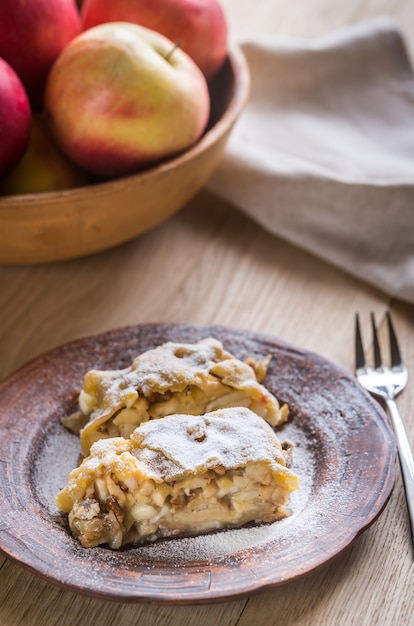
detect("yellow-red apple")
[44,22,211,178]
[0,59,31,177]
[81,0,228,78]
[0,114,90,195]
[0,0,81,109]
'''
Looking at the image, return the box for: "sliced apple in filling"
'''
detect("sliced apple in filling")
[63,338,289,456]
[56,407,299,549]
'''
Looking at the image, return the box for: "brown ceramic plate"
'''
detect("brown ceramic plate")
[0,323,396,604]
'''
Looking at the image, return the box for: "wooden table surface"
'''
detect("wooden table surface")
[1,1,413,624]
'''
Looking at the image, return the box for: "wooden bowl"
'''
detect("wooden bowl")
[0,44,250,265]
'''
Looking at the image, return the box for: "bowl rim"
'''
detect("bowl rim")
[0,43,251,208]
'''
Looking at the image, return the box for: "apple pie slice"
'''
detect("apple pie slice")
[63,338,289,456]
[56,407,300,549]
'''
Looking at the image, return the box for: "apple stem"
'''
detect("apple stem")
[165,40,183,61]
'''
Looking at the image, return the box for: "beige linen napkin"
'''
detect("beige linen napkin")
[208,17,414,303]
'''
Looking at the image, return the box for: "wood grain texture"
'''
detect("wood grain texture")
[0,0,413,624]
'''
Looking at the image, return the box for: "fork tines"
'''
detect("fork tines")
[355,310,403,371]
[355,312,366,371]
[386,310,404,368]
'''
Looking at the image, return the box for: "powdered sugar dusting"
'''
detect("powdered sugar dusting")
[129,407,294,479]
[135,425,313,562]
[33,423,81,511]
[33,420,315,563]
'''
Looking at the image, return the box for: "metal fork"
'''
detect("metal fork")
[355,310,414,551]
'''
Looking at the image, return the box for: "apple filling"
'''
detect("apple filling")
[62,338,289,456]
[56,408,299,549]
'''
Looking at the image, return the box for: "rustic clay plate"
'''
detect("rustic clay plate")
[0,323,396,604]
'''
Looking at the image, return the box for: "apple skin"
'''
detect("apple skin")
[81,0,228,78]
[0,114,90,195]
[0,58,32,177]
[44,22,211,178]
[0,0,81,109]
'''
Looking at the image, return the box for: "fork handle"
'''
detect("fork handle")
[386,398,414,550]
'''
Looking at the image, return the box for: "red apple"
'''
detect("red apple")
[0,58,31,177]
[44,22,211,178]
[81,0,228,78]
[0,114,90,195]
[0,0,81,109]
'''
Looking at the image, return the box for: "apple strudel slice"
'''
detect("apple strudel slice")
[56,407,299,549]
[63,337,289,456]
